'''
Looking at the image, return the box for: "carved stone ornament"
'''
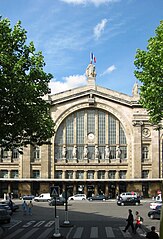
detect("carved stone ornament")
[142,128,151,138]
[132,120,144,126]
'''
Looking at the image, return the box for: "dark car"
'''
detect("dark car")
[22,195,35,200]
[49,197,65,206]
[0,209,11,223]
[0,204,12,215]
[0,200,19,212]
[117,197,140,206]
[148,206,161,220]
[87,194,108,201]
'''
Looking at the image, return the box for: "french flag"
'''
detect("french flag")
[90,52,96,63]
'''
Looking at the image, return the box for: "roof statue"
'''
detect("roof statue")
[132,82,139,97]
[86,63,96,78]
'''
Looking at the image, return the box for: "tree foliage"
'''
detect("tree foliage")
[134,20,163,127]
[0,17,55,150]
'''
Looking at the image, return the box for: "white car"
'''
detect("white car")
[150,201,162,210]
[68,194,86,201]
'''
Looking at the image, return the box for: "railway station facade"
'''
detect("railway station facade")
[0,63,162,198]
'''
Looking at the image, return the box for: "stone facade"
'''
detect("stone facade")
[0,63,162,198]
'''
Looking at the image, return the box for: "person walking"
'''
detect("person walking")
[146,226,159,239]
[134,211,144,234]
[123,209,134,233]
[28,200,33,215]
[22,200,27,215]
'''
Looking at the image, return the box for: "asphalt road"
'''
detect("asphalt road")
[1,199,160,239]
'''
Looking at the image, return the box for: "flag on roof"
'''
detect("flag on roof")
[90,52,96,64]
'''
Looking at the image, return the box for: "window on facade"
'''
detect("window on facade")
[98,171,105,179]
[108,170,116,179]
[11,170,19,178]
[12,149,19,159]
[119,170,126,179]
[65,170,73,179]
[54,109,127,161]
[0,170,8,178]
[33,146,40,160]
[142,145,149,161]
[142,170,149,178]
[55,170,62,179]
[87,170,94,179]
[32,170,40,178]
[1,149,8,158]
[76,171,84,179]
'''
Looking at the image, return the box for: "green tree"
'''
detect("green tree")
[0,17,54,150]
[134,20,163,238]
[134,20,163,127]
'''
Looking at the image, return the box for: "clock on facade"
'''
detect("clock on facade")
[88,133,95,141]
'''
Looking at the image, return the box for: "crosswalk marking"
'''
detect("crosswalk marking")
[19,228,39,239]
[23,220,36,227]
[120,227,132,238]
[44,220,55,227]
[105,226,115,237]
[33,221,45,227]
[73,227,83,238]
[4,228,24,239]
[37,228,54,239]
[90,226,98,238]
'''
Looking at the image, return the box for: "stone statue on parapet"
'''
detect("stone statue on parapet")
[86,63,96,78]
[132,82,139,96]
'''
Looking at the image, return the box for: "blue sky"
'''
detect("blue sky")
[1,0,163,95]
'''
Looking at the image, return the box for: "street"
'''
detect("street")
[1,199,160,239]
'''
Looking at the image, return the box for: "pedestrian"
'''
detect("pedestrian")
[123,209,134,233]
[8,198,13,212]
[134,211,144,234]
[28,200,33,215]
[146,226,159,239]
[22,200,27,215]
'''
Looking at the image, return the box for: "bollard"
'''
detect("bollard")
[53,216,61,238]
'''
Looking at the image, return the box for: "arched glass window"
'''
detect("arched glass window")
[54,109,127,162]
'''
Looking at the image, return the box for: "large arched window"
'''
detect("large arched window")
[55,109,127,161]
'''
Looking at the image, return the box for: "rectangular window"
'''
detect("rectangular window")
[55,170,62,179]
[76,171,84,179]
[77,146,84,160]
[87,146,95,160]
[0,170,8,178]
[108,116,116,144]
[34,146,40,160]
[98,171,105,179]
[87,171,94,179]
[110,146,116,159]
[108,171,116,179]
[142,145,149,161]
[11,170,19,178]
[66,115,74,144]
[55,123,64,144]
[98,111,105,145]
[119,124,126,144]
[12,149,19,159]
[66,146,73,160]
[76,111,84,144]
[142,170,149,178]
[99,146,105,160]
[87,110,95,134]
[32,170,40,178]
[119,170,126,179]
[65,170,73,179]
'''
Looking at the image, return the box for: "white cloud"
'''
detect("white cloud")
[101,65,116,76]
[94,19,108,40]
[49,74,87,94]
[60,0,120,6]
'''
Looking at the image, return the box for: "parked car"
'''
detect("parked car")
[0,209,11,223]
[34,193,51,202]
[0,204,12,215]
[148,205,161,219]
[117,197,140,206]
[119,192,138,199]
[150,201,162,210]
[87,194,108,201]
[49,197,65,206]
[68,194,86,201]
[0,200,19,212]
[22,195,35,200]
